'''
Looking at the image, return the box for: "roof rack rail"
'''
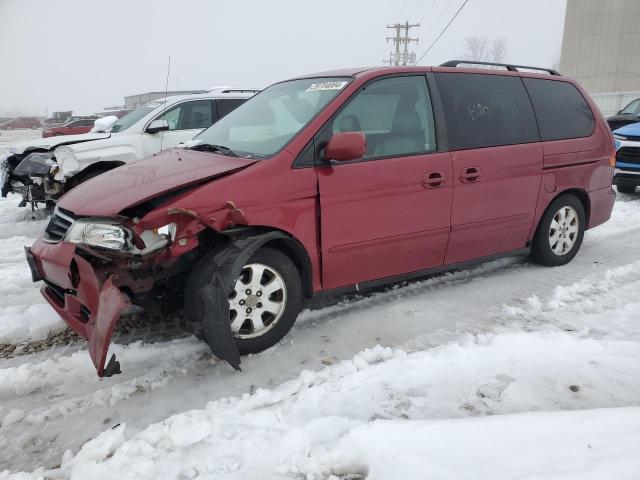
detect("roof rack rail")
[439,60,561,76]
[207,86,261,94]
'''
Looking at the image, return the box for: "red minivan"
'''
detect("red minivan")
[26,62,616,376]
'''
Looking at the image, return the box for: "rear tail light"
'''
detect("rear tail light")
[610,154,616,167]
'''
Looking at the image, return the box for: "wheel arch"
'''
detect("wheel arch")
[75,160,126,179]
[196,225,314,299]
[560,188,591,225]
[531,188,591,242]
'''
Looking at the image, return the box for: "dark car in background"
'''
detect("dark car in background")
[0,117,41,130]
[42,117,99,138]
[607,98,640,131]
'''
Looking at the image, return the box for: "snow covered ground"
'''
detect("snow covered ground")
[0,130,42,151]
[1,147,640,477]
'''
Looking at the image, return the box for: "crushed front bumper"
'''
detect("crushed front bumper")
[27,239,132,377]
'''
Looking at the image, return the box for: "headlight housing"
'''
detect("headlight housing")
[64,218,176,254]
[53,146,80,180]
[66,220,128,251]
[613,133,628,141]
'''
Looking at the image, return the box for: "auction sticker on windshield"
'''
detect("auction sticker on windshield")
[306,81,349,92]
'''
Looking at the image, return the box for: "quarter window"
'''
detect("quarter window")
[217,99,246,119]
[435,73,539,150]
[522,78,595,141]
[332,76,436,159]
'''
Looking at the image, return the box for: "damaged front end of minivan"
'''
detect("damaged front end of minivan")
[26,151,264,377]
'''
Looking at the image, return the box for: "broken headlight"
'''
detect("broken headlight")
[65,219,176,254]
[66,220,128,251]
[12,152,57,177]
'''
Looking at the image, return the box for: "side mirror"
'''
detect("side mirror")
[146,119,170,134]
[324,131,366,163]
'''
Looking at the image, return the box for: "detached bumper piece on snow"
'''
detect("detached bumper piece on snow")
[27,241,131,377]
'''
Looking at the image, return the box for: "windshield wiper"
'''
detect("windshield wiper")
[187,143,239,157]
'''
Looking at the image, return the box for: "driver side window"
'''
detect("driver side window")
[332,76,436,159]
[155,100,213,131]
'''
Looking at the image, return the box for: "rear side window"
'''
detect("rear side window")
[435,73,539,150]
[522,78,595,141]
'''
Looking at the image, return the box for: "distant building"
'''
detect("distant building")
[124,90,205,110]
[560,0,640,115]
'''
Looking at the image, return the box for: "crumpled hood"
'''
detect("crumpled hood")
[2,132,110,155]
[58,149,257,216]
[614,121,640,137]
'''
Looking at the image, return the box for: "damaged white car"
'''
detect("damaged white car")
[0,87,258,209]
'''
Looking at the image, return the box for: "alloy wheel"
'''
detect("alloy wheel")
[228,263,287,339]
[549,206,579,256]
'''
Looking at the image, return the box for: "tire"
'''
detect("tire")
[187,246,303,355]
[530,194,586,267]
[617,185,636,194]
[31,124,40,130]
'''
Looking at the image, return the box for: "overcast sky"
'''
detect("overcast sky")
[0,0,566,117]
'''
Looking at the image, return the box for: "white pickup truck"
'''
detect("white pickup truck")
[0,87,258,208]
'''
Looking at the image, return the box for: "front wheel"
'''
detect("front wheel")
[530,194,585,267]
[188,247,303,355]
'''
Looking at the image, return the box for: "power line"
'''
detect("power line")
[397,0,408,21]
[419,0,451,25]
[417,0,472,63]
[408,0,424,20]
[417,0,455,50]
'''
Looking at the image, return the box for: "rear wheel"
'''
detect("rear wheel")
[530,194,585,267]
[617,185,636,194]
[31,124,40,130]
[187,247,303,355]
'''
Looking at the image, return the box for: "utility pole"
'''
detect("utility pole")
[384,21,420,66]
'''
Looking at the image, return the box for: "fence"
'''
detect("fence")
[590,91,640,117]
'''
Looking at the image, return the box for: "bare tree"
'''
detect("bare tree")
[490,37,507,64]
[462,35,508,63]
[463,35,489,62]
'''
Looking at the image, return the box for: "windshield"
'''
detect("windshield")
[621,99,640,114]
[110,100,165,133]
[193,77,350,158]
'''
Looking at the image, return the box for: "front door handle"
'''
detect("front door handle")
[422,171,444,189]
[460,166,482,183]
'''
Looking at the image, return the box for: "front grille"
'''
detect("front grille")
[44,208,75,242]
[617,147,640,165]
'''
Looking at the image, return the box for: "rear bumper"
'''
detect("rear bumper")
[27,239,131,377]
[587,186,616,230]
